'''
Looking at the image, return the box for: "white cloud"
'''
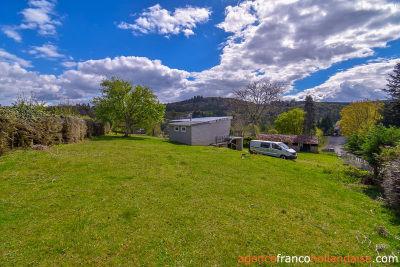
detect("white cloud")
[29,43,65,59]
[20,0,61,36]
[1,27,22,42]
[217,1,257,33]
[0,55,191,105]
[117,4,211,37]
[188,0,400,101]
[0,61,60,105]
[70,56,190,101]
[0,49,33,68]
[1,0,400,104]
[288,59,398,102]
[2,0,61,42]
[60,61,78,68]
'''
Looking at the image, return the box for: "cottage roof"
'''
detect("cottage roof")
[256,133,318,145]
[169,116,232,126]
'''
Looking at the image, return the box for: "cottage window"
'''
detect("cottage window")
[174,126,179,132]
[181,127,186,132]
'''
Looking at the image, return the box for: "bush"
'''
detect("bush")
[243,136,256,148]
[0,107,109,156]
[267,129,278,134]
[61,116,87,143]
[84,119,111,138]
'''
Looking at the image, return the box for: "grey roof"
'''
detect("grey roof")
[169,116,232,126]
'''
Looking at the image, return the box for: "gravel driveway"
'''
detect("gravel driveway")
[325,136,348,154]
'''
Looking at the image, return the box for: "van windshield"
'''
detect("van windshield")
[280,143,290,150]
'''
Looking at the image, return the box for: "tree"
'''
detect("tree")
[319,114,334,135]
[92,77,165,137]
[383,62,400,100]
[338,100,383,137]
[381,62,400,127]
[360,124,400,177]
[274,108,305,135]
[233,80,283,136]
[303,95,316,135]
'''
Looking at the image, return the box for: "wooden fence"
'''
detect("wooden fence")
[340,152,373,172]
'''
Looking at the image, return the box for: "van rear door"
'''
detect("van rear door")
[250,140,260,153]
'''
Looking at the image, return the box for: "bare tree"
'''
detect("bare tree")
[233,80,283,136]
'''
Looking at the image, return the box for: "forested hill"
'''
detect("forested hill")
[165,96,349,123]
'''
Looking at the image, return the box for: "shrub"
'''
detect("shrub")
[0,95,110,156]
[84,119,111,138]
[243,136,256,148]
[62,116,87,143]
[267,129,278,134]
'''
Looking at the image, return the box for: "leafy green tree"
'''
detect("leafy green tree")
[92,77,165,137]
[344,133,365,155]
[274,108,305,135]
[303,95,316,135]
[360,124,400,177]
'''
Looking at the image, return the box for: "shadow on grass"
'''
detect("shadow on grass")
[362,185,384,201]
[90,135,147,142]
[165,141,190,146]
[362,185,400,226]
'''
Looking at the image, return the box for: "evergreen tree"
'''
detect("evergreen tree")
[382,62,400,127]
[320,114,333,135]
[303,95,316,135]
[383,62,400,100]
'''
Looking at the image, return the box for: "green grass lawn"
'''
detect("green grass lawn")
[0,135,399,266]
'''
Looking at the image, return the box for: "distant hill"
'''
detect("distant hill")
[165,96,349,124]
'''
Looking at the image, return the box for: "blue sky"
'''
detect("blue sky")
[0,0,399,105]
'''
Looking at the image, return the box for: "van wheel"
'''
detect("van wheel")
[280,155,287,159]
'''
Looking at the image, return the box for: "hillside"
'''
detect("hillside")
[0,135,399,265]
[165,96,349,124]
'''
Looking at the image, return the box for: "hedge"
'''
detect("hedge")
[0,113,110,156]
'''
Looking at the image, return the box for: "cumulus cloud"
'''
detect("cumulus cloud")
[68,56,191,101]
[28,43,65,59]
[117,4,211,37]
[1,0,61,42]
[0,49,33,68]
[198,0,400,101]
[288,59,398,102]
[0,55,190,105]
[2,0,400,104]
[217,1,257,33]
[0,61,61,105]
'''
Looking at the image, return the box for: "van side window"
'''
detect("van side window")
[272,143,281,150]
[261,142,270,148]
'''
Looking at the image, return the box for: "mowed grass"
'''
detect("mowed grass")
[0,135,399,266]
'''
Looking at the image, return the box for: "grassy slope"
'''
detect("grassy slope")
[0,135,399,266]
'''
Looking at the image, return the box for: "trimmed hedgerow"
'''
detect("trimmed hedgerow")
[0,106,109,156]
